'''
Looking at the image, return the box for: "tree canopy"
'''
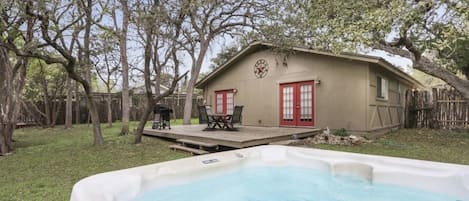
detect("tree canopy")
[266,0,469,98]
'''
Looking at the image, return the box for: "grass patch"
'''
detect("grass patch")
[310,129,469,165]
[0,121,192,201]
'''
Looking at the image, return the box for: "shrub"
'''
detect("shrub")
[333,128,348,137]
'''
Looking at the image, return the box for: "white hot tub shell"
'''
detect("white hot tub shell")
[70,145,469,201]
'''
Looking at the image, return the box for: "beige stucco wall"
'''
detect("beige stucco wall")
[203,49,370,132]
[366,64,412,131]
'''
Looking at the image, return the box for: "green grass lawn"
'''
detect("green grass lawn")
[0,121,467,201]
[310,129,469,165]
[0,121,192,201]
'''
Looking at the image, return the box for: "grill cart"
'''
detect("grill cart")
[152,104,173,129]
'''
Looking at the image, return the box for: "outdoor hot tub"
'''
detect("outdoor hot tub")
[71,145,469,201]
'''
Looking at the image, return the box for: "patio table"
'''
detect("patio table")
[211,114,234,130]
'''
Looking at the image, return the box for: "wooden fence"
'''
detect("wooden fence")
[18,93,203,126]
[405,88,469,129]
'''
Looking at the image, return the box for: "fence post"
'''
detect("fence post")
[431,88,438,129]
[404,89,413,128]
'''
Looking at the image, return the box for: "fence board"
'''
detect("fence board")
[18,93,203,125]
[405,87,468,129]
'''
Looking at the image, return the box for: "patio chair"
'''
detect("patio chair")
[198,105,215,129]
[225,105,243,130]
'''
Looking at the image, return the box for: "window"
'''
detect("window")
[377,76,388,99]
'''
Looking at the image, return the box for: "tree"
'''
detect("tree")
[439,37,469,80]
[0,47,28,155]
[23,60,67,128]
[0,1,33,154]
[270,0,469,98]
[208,45,241,70]
[1,0,105,145]
[119,0,131,135]
[181,0,270,124]
[114,0,131,135]
[133,0,188,143]
[95,0,131,135]
[93,33,120,128]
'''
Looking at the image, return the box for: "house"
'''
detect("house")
[195,42,421,134]
[131,84,170,95]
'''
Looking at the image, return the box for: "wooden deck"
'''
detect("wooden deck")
[143,125,322,148]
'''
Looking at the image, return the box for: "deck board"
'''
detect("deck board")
[143,125,322,148]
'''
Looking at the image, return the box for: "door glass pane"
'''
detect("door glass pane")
[216,93,223,113]
[300,84,312,122]
[283,86,293,121]
[226,92,234,114]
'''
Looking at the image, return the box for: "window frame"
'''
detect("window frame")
[376,76,388,100]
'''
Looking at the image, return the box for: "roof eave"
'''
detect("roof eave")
[195,41,423,89]
[195,42,265,88]
[375,59,423,88]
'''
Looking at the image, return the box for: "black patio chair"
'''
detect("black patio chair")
[198,105,215,129]
[225,105,243,130]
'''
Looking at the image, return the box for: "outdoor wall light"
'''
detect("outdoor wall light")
[233,89,238,93]
[315,80,321,85]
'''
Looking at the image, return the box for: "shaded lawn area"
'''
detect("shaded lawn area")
[0,121,194,201]
[310,129,469,165]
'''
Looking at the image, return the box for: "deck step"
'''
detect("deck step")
[169,144,210,155]
[176,139,218,149]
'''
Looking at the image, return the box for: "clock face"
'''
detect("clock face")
[253,59,269,78]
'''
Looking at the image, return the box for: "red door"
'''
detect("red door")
[215,90,234,114]
[280,81,315,127]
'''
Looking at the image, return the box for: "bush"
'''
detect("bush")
[333,128,348,137]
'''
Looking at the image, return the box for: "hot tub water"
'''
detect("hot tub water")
[134,166,462,201]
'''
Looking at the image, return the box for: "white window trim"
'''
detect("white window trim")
[377,76,388,101]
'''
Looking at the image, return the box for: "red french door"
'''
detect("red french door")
[215,90,234,114]
[280,81,315,127]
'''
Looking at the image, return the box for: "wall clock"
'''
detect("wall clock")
[253,59,269,78]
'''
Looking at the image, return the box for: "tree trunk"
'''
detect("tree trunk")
[107,92,113,127]
[73,82,80,124]
[43,96,51,127]
[40,63,51,127]
[23,101,47,127]
[134,105,152,144]
[183,43,209,124]
[0,47,27,155]
[83,0,92,85]
[51,97,63,127]
[376,44,469,99]
[134,29,153,144]
[65,77,73,128]
[0,47,14,155]
[85,91,105,145]
[182,81,195,125]
[80,0,104,144]
[415,57,469,99]
[74,82,80,124]
[119,0,130,135]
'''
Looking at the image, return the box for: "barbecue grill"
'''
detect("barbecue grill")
[152,104,173,129]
